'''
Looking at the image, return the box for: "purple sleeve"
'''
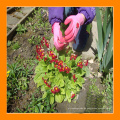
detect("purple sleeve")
[48,7,64,26]
[76,7,96,25]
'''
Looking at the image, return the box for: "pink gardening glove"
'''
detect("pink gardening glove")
[64,13,85,42]
[52,22,65,51]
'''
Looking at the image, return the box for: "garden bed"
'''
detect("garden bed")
[7,7,113,113]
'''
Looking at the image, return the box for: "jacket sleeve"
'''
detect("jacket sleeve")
[48,7,64,26]
[76,7,96,25]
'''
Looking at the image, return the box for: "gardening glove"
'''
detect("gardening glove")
[64,13,86,42]
[52,22,68,51]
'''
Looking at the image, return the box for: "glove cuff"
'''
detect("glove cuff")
[77,13,86,25]
[52,22,60,34]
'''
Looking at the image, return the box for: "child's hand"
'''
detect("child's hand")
[64,13,86,42]
[52,22,67,51]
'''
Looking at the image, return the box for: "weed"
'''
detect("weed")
[7,57,35,108]
[17,93,57,113]
[16,24,27,35]
[7,40,12,47]
[12,42,20,50]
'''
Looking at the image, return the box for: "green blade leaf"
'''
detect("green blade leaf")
[61,88,66,94]
[50,94,54,105]
[42,92,47,99]
[95,7,103,61]
[103,8,108,40]
[103,29,113,73]
[55,94,64,103]
[103,19,111,51]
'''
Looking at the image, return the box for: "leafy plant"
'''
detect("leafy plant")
[28,35,35,44]
[34,37,89,104]
[16,93,57,113]
[102,70,113,112]
[7,60,34,105]
[16,24,27,35]
[7,40,12,47]
[95,7,113,74]
[12,42,20,50]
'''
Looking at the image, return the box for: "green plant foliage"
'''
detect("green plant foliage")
[17,93,57,113]
[16,24,27,35]
[60,23,69,36]
[7,58,35,105]
[12,42,20,50]
[96,7,113,74]
[7,40,12,47]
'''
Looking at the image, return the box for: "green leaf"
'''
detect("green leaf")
[41,66,48,73]
[68,98,71,103]
[41,85,45,92]
[40,105,44,111]
[59,55,65,62]
[40,60,47,66]
[59,79,64,87]
[64,96,68,101]
[34,73,42,83]
[52,62,54,68]
[86,23,92,34]
[35,106,39,113]
[37,80,44,87]
[79,77,85,84]
[103,18,112,52]
[60,23,69,36]
[35,64,48,73]
[71,81,76,89]
[50,94,54,105]
[96,7,103,61]
[66,90,71,99]
[65,57,70,63]
[103,29,113,73]
[75,56,81,64]
[42,92,47,99]
[55,94,64,103]
[85,67,90,77]
[61,88,65,94]
[76,68,85,77]
[47,64,53,70]
[103,8,108,40]
[76,86,80,92]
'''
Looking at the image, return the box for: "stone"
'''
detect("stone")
[77,21,98,60]
[88,59,94,63]
[56,78,91,113]
[7,14,19,25]
[13,12,24,18]
[20,7,34,14]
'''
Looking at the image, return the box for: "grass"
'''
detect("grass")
[7,40,12,47]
